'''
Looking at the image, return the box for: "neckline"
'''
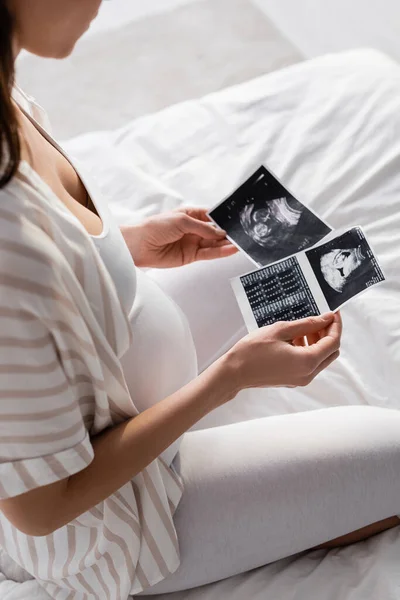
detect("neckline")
[14,97,110,240]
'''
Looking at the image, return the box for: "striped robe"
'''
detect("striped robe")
[0,89,184,600]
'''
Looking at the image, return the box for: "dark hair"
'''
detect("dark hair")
[0,1,20,188]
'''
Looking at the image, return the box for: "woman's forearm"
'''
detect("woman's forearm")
[1,354,238,536]
[64,354,237,518]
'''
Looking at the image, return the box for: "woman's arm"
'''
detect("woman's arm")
[0,313,341,537]
[0,354,237,536]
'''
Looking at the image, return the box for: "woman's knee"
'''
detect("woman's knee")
[312,405,400,447]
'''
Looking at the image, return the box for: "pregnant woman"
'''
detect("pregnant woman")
[0,2,399,599]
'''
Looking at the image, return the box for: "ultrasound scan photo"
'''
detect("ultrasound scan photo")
[237,256,320,328]
[305,227,385,311]
[208,166,332,266]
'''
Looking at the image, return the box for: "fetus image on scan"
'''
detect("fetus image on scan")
[208,166,331,266]
[306,228,384,311]
[239,196,302,250]
[319,247,366,292]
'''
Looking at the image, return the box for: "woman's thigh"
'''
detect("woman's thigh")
[138,405,400,595]
[147,251,254,372]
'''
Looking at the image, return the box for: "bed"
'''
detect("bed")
[1,48,400,599]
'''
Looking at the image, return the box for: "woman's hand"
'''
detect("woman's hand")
[120,207,238,269]
[225,312,342,391]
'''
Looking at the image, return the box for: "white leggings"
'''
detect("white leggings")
[137,253,400,595]
[138,405,400,595]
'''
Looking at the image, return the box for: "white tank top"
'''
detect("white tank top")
[80,162,198,466]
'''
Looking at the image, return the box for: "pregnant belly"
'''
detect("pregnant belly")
[119,269,198,462]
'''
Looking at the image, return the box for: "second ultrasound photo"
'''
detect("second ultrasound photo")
[305,227,385,311]
[209,166,332,266]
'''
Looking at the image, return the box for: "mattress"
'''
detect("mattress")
[1,48,400,599]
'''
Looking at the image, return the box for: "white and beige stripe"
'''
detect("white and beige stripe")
[0,102,185,600]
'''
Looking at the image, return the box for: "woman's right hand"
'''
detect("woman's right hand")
[226,312,342,390]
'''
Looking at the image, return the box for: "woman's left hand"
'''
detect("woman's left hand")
[120,207,238,269]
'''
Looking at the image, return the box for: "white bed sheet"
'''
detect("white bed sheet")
[2,48,400,599]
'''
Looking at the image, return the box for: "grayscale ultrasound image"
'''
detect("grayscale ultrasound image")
[306,227,385,311]
[209,166,331,266]
[240,256,320,327]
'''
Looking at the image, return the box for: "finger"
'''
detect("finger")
[310,349,340,380]
[306,313,342,365]
[292,336,306,347]
[277,313,335,341]
[306,332,320,346]
[195,244,239,261]
[199,238,234,249]
[324,311,343,341]
[175,207,212,223]
[178,214,226,240]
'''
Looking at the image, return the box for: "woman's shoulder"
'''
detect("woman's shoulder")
[0,180,67,305]
[12,85,53,132]
[0,175,48,236]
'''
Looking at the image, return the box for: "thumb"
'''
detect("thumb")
[179,215,226,240]
[276,313,335,341]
